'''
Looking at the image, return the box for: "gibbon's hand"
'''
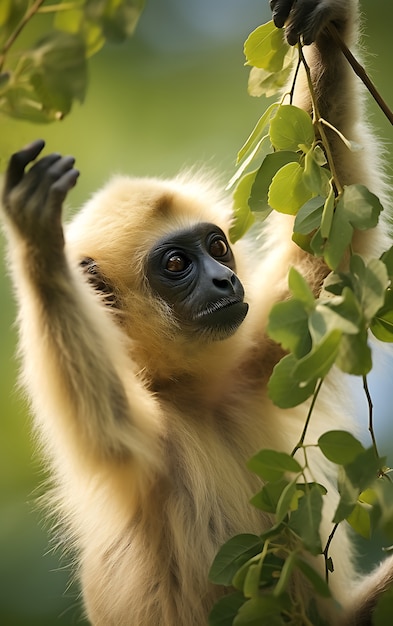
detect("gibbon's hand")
[270,0,343,46]
[2,139,79,255]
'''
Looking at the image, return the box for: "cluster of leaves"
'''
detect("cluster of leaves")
[0,0,144,123]
[209,19,393,626]
[209,436,393,626]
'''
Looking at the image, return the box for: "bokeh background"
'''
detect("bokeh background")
[1,1,393,624]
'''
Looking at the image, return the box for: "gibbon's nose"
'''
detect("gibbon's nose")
[213,273,236,293]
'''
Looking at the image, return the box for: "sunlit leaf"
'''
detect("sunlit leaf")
[346,502,371,539]
[350,255,388,322]
[269,105,314,152]
[288,267,315,306]
[249,151,299,216]
[244,21,289,72]
[230,170,257,243]
[237,103,278,163]
[269,162,313,215]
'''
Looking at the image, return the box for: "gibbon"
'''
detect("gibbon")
[1,0,393,624]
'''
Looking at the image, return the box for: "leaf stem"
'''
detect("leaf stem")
[0,0,46,72]
[38,2,79,12]
[291,378,324,457]
[327,23,393,126]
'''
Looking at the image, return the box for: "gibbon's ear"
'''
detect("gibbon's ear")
[79,257,119,308]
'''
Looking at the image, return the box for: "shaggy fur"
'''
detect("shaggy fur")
[1,1,393,624]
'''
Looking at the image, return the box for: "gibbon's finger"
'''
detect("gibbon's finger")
[46,168,80,214]
[270,0,294,29]
[3,139,45,200]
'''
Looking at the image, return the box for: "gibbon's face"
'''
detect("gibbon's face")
[146,222,249,340]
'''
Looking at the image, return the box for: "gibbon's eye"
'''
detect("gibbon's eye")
[166,254,189,273]
[209,237,228,258]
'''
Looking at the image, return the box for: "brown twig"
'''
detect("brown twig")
[327,23,393,126]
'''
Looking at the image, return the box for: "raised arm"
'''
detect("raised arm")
[1,141,161,475]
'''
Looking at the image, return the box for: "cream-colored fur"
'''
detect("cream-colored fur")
[1,1,392,624]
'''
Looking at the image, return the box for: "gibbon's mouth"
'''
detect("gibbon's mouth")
[194,297,249,330]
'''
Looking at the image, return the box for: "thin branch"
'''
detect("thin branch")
[291,379,324,457]
[297,41,343,196]
[0,0,46,72]
[327,23,393,126]
[323,523,339,582]
[363,375,380,460]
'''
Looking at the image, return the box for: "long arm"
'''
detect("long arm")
[1,141,161,475]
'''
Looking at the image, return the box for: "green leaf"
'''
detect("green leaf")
[209,535,263,586]
[373,588,393,626]
[276,480,300,523]
[294,330,341,384]
[320,181,335,238]
[269,105,314,152]
[244,21,289,72]
[344,447,384,493]
[303,149,328,195]
[293,197,324,235]
[346,502,371,539]
[295,558,331,598]
[237,103,279,163]
[247,450,301,482]
[230,171,257,243]
[350,255,389,322]
[288,267,315,306]
[208,592,246,626]
[288,485,323,555]
[248,61,293,99]
[86,0,145,42]
[318,431,365,465]
[268,353,317,408]
[233,596,285,626]
[336,329,372,375]
[269,162,313,215]
[323,204,353,270]
[341,184,384,230]
[273,551,297,597]
[243,564,262,599]
[249,151,299,216]
[267,299,312,359]
[250,479,289,513]
[371,289,393,342]
[380,246,393,281]
[309,289,362,343]
[334,466,358,523]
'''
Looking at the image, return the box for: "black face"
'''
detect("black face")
[146,223,249,340]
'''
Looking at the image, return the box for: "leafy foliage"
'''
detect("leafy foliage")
[210,17,393,626]
[0,0,144,123]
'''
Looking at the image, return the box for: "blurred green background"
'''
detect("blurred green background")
[1,1,393,624]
